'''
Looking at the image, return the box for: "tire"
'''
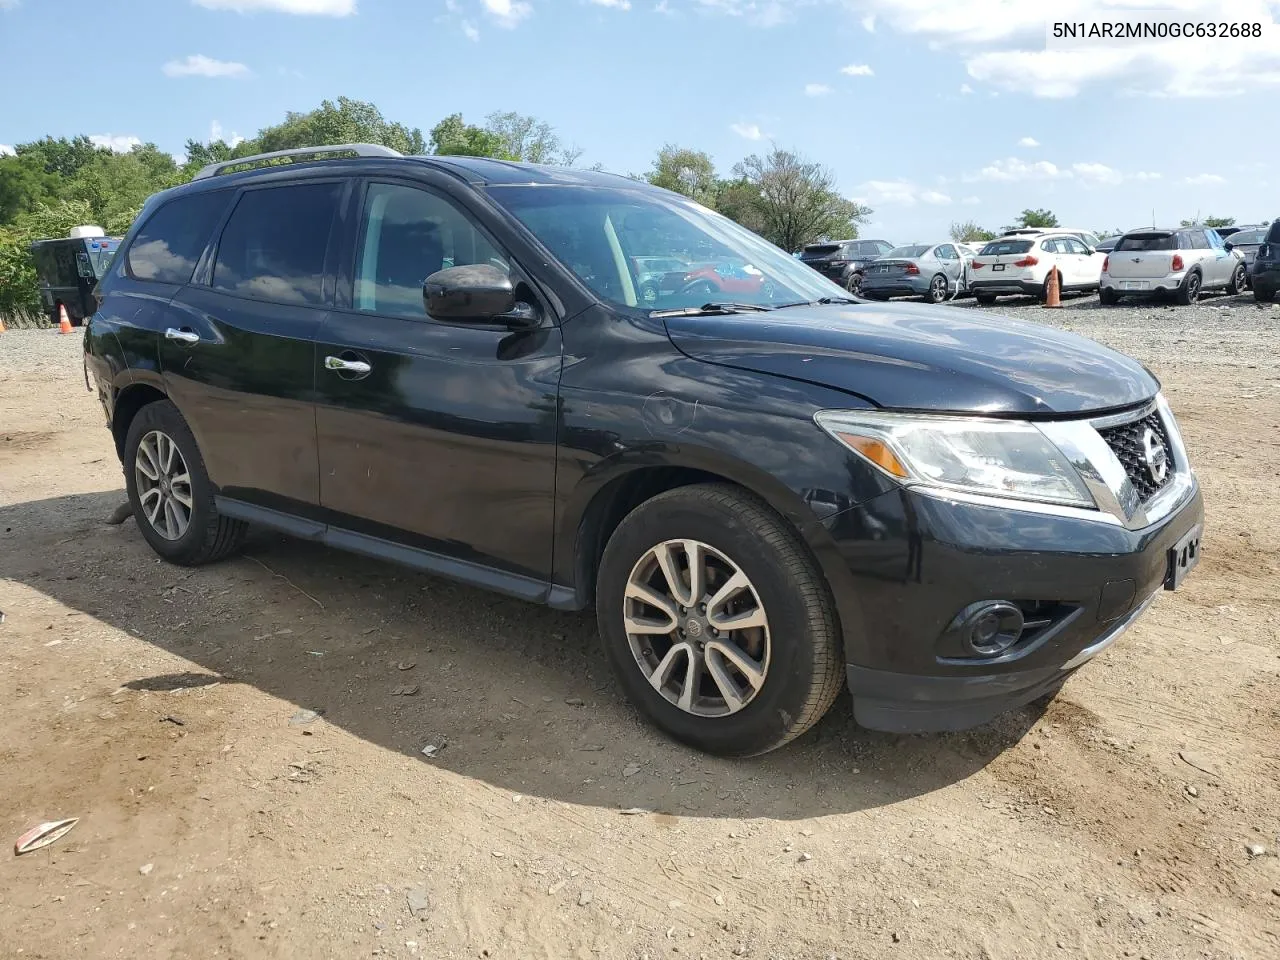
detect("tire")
[926,273,948,304]
[975,293,997,306]
[845,272,863,296]
[1176,270,1202,305]
[1099,286,1119,306]
[1227,263,1247,296]
[596,483,844,757]
[124,400,247,566]
[1256,285,1276,303]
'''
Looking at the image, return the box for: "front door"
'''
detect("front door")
[314,179,563,582]
[161,180,345,512]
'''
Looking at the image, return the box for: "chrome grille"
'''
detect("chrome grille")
[1097,411,1174,502]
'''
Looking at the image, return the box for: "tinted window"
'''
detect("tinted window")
[1115,233,1175,252]
[886,245,931,258]
[979,239,1033,255]
[935,244,957,259]
[127,190,229,284]
[1065,238,1090,255]
[212,184,341,305]
[356,182,509,319]
[1188,230,1209,250]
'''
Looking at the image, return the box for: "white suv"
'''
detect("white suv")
[1001,227,1102,248]
[969,232,1106,305]
[1100,228,1247,305]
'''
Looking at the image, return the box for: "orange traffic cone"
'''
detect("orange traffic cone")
[1044,269,1062,309]
[0,316,6,333]
[57,304,73,334]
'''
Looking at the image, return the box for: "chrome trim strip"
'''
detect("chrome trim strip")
[1061,590,1159,670]
[912,485,1124,525]
[1089,398,1159,430]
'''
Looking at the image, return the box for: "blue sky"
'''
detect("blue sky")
[1,0,1277,242]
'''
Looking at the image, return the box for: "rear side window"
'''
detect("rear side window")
[212,183,342,306]
[127,191,230,284]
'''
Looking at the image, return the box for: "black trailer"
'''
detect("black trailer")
[29,231,122,326]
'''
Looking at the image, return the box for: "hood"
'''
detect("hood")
[664,301,1159,416]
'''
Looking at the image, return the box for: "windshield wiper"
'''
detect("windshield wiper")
[772,296,859,309]
[651,301,775,317]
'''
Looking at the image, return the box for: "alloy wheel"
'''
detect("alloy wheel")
[134,429,193,541]
[929,276,947,303]
[622,539,771,717]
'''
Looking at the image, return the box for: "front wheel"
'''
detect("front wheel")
[596,484,844,756]
[926,273,949,304]
[1227,263,1247,296]
[124,400,247,566]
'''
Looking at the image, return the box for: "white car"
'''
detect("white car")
[1000,227,1102,248]
[968,232,1106,305]
[1099,228,1248,305]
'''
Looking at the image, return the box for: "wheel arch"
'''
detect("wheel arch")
[111,382,168,460]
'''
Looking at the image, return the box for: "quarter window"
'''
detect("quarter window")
[1188,230,1210,250]
[212,183,342,306]
[127,190,230,284]
[355,183,510,319]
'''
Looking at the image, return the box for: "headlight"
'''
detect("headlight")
[814,410,1096,508]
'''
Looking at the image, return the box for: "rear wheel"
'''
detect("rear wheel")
[596,484,844,756]
[926,273,948,304]
[1177,270,1202,305]
[1227,263,1247,296]
[124,400,247,566]
[845,272,863,296]
[1040,270,1063,303]
[975,292,997,306]
[1099,286,1119,306]
[1256,284,1276,303]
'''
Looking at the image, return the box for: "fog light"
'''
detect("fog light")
[956,601,1024,657]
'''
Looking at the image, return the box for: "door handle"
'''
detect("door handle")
[324,355,372,375]
[165,327,200,345]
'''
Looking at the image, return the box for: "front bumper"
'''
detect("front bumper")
[830,476,1203,734]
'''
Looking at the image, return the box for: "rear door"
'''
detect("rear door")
[313,178,562,582]
[162,179,345,513]
[933,244,964,288]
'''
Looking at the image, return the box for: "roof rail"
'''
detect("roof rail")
[192,143,403,181]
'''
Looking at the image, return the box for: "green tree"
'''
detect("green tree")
[483,111,580,165]
[429,113,510,158]
[0,153,62,224]
[949,220,996,243]
[645,145,718,206]
[252,97,426,156]
[1180,214,1235,229]
[730,147,871,252]
[0,199,98,324]
[1004,208,1058,232]
[15,136,101,179]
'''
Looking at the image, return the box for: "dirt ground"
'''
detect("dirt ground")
[1,305,1278,959]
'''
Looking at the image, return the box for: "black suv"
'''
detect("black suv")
[1250,218,1280,302]
[798,238,894,294]
[85,144,1204,756]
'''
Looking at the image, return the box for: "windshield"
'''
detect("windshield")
[1229,229,1265,245]
[488,184,841,310]
[1116,233,1175,252]
[87,246,116,278]
[979,239,1033,256]
[885,245,930,259]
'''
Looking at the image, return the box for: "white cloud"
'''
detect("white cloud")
[0,143,15,156]
[860,12,875,31]
[849,0,1280,99]
[840,63,874,77]
[959,83,973,94]
[855,179,951,207]
[730,122,765,140]
[804,82,832,96]
[1133,171,1162,181]
[209,120,245,148]
[163,54,251,78]
[462,19,480,38]
[1184,173,1225,185]
[482,0,531,27]
[1017,136,1039,147]
[968,157,1069,182]
[90,134,143,153]
[194,0,355,12]
[1072,161,1123,185]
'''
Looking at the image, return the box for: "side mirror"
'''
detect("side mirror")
[1224,241,1234,251]
[423,264,536,327]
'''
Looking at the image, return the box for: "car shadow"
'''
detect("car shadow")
[1,490,1050,822]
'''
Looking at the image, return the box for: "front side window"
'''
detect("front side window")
[489,184,839,310]
[1188,230,1210,250]
[212,183,341,306]
[354,183,510,319]
[127,190,230,284]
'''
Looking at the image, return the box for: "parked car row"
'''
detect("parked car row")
[796,221,1278,306]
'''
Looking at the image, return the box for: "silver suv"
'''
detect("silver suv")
[1099,227,1247,305]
